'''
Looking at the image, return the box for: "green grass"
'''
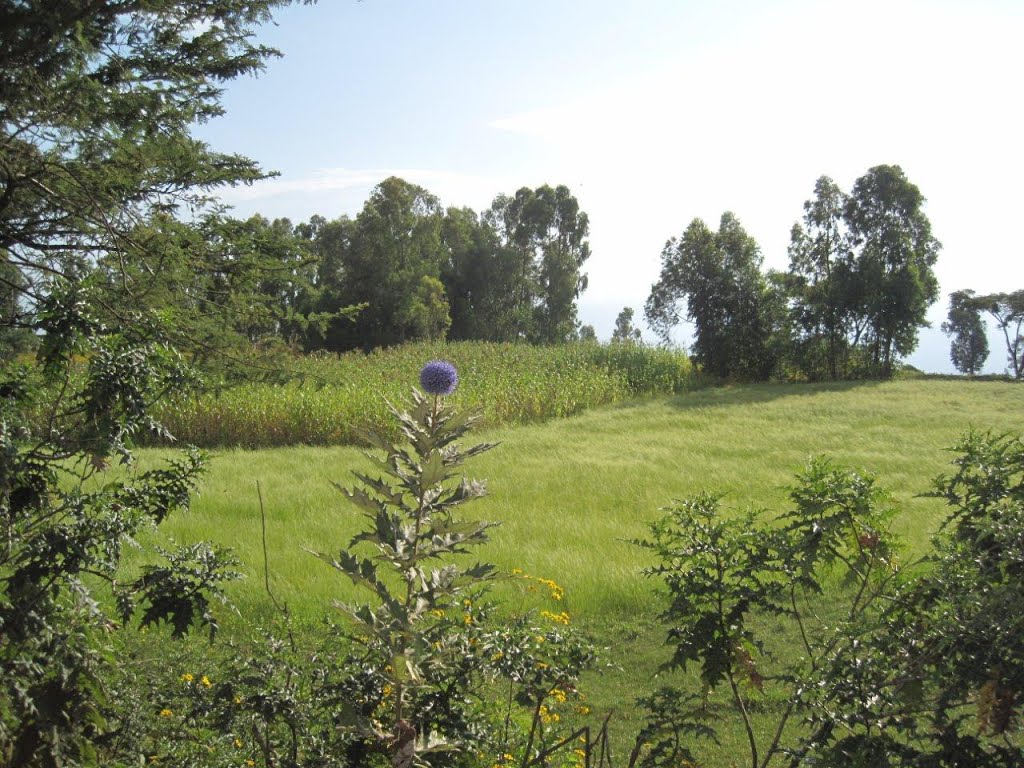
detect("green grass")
[151,340,696,448]
[133,378,1024,763]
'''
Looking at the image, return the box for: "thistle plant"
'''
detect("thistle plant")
[311,360,499,766]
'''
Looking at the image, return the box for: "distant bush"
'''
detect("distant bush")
[153,341,695,448]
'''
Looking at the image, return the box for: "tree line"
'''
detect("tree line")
[645,166,943,380]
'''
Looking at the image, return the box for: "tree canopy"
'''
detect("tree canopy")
[0,2,312,762]
[645,213,780,380]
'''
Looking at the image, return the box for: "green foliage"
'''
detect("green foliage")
[644,213,782,380]
[638,433,1024,767]
[974,290,1024,379]
[942,290,989,375]
[636,461,900,768]
[611,307,642,344]
[151,341,695,448]
[0,1,310,764]
[302,375,595,766]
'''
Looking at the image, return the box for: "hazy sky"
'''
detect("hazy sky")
[198,0,1024,373]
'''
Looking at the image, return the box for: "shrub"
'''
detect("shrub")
[636,433,1024,768]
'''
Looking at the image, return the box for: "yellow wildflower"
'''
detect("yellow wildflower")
[540,610,570,625]
[200,675,212,688]
[159,708,173,718]
[233,738,243,749]
[550,688,567,703]
[180,673,193,683]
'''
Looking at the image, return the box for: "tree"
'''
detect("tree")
[942,290,989,376]
[485,185,591,343]
[612,306,642,343]
[0,2,307,763]
[786,176,856,379]
[323,177,445,350]
[974,290,1024,380]
[645,213,777,380]
[578,324,597,342]
[407,274,451,341]
[844,165,941,376]
[441,206,524,342]
[0,255,35,357]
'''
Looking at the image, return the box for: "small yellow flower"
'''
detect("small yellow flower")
[200,675,212,688]
[511,568,523,575]
[577,705,591,715]
[180,673,193,683]
[233,738,243,749]
[234,695,244,705]
[159,708,173,718]
[246,761,255,767]
[540,610,570,625]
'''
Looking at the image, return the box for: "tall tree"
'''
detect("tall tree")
[645,213,777,379]
[441,206,523,342]
[485,184,590,343]
[0,2,309,762]
[844,165,941,375]
[974,290,1024,379]
[611,306,642,343]
[786,176,856,379]
[942,290,989,375]
[327,177,445,350]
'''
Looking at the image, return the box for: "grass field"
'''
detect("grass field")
[133,378,1024,764]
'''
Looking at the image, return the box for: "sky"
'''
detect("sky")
[197,0,1024,373]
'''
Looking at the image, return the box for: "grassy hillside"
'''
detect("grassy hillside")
[132,378,1024,762]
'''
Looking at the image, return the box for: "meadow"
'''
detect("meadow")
[132,375,1024,763]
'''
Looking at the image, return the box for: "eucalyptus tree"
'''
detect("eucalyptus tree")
[942,290,989,376]
[441,205,524,342]
[485,184,591,343]
[787,176,857,379]
[844,165,941,375]
[326,177,447,350]
[645,213,778,380]
[612,306,642,343]
[974,289,1024,379]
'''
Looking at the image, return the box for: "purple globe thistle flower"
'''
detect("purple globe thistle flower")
[419,360,459,395]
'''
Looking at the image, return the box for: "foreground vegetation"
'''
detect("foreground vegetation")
[131,378,1024,764]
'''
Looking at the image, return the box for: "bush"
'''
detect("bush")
[636,433,1024,768]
